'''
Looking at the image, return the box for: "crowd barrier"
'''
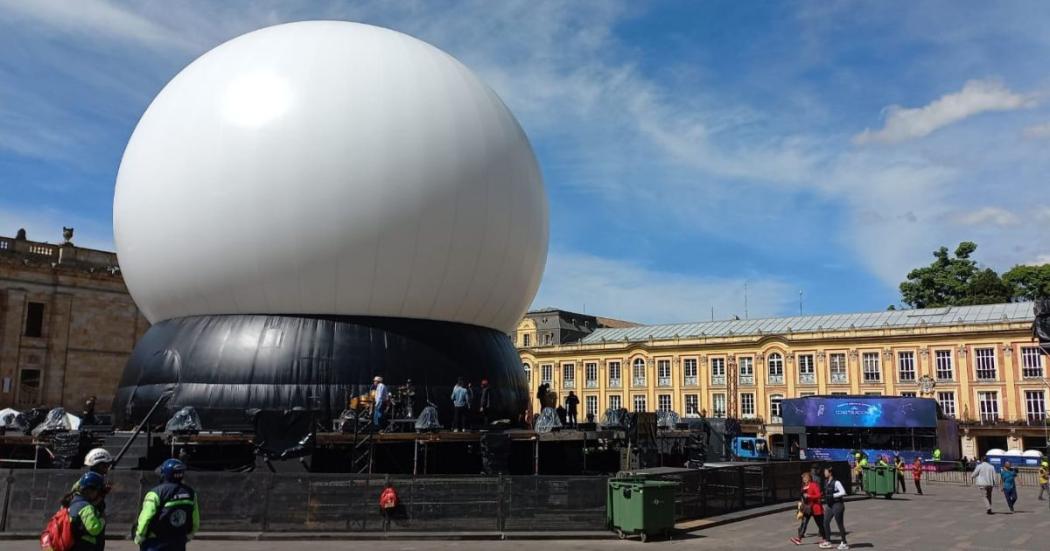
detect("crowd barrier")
[924,467,1042,487]
[0,462,833,534]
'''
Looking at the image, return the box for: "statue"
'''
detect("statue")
[62,227,74,244]
[15,228,26,240]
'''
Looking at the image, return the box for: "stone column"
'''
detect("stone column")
[0,289,27,408]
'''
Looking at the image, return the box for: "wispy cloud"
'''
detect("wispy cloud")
[0,0,198,51]
[853,79,1034,145]
[1023,121,1050,139]
[953,206,1020,227]
[534,251,795,324]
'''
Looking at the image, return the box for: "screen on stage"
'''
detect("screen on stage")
[781,397,938,428]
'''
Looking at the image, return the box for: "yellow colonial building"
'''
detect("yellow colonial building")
[516,303,1048,458]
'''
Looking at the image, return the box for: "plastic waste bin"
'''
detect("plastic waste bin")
[607,479,678,542]
[863,465,895,499]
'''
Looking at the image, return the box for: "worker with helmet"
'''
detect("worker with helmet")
[68,471,107,550]
[134,458,199,551]
[70,448,115,509]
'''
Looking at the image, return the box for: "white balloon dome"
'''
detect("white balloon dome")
[114,21,548,334]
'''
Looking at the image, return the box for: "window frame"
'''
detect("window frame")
[974,347,997,381]
[829,352,848,384]
[937,391,956,418]
[1025,389,1046,423]
[740,392,755,418]
[897,350,916,382]
[1021,347,1045,379]
[862,352,881,383]
[935,350,954,381]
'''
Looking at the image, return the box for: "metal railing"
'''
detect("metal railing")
[798,373,816,385]
[632,377,647,387]
[767,374,784,385]
[739,375,754,385]
[711,375,726,386]
[830,373,848,384]
[683,376,697,386]
[657,377,672,387]
[608,379,622,388]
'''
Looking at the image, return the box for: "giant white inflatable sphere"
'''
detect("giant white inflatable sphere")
[114,21,548,334]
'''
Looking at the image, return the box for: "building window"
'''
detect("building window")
[937,391,956,418]
[798,354,815,384]
[608,361,622,388]
[24,302,44,338]
[1025,390,1046,423]
[831,392,848,396]
[829,353,847,384]
[657,359,672,387]
[541,364,553,384]
[658,394,672,412]
[633,395,647,412]
[977,391,999,423]
[712,394,726,417]
[900,392,917,398]
[609,394,622,411]
[17,368,41,407]
[935,350,953,380]
[683,358,698,386]
[738,357,754,385]
[543,333,553,345]
[586,395,598,418]
[585,362,598,388]
[684,394,699,416]
[562,364,575,388]
[864,391,883,396]
[799,392,816,397]
[632,358,647,387]
[897,351,915,382]
[862,352,881,383]
[770,394,784,422]
[974,348,997,381]
[522,333,531,347]
[523,363,531,385]
[767,353,784,384]
[711,357,726,386]
[1022,347,1044,379]
[740,393,755,418]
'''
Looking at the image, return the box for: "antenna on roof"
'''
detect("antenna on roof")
[799,290,803,316]
[711,306,714,321]
[744,280,749,320]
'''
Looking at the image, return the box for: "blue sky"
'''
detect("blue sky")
[2,1,1050,324]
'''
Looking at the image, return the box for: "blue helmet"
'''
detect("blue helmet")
[160,458,186,482]
[78,471,105,491]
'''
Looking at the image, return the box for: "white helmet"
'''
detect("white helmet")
[84,448,114,467]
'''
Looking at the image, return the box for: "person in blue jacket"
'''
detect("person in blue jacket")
[68,471,107,551]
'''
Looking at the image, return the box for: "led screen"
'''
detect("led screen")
[781,397,938,428]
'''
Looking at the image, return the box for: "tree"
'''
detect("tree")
[1003,264,1050,300]
[899,242,1011,308]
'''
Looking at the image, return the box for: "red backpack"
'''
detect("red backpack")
[40,507,75,551]
[379,486,399,510]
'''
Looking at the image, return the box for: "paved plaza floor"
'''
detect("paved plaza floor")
[8,482,1050,550]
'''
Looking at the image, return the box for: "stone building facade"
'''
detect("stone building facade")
[0,230,148,413]
[517,302,1049,458]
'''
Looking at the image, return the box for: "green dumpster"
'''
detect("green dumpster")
[862,465,895,498]
[607,479,678,542]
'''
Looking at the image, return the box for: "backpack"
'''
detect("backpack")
[379,487,399,510]
[40,507,75,551]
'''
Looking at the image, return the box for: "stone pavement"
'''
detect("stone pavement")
[7,482,1049,550]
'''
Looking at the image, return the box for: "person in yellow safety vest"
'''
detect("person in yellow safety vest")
[932,448,941,461]
[1039,459,1049,501]
[894,454,907,493]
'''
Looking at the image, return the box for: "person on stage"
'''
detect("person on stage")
[452,378,470,432]
[372,376,389,428]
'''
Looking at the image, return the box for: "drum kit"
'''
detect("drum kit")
[346,380,418,420]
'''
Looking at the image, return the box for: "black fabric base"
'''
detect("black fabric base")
[113,314,528,429]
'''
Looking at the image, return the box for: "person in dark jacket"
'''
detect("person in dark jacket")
[134,459,199,551]
[820,465,848,549]
[479,379,493,426]
[68,471,106,551]
[565,391,580,428]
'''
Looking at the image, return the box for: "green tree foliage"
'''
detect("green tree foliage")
[1002,264,1050,300]
[899,242,1013,308]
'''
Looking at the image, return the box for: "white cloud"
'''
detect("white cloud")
[1023,122,1050,139]
[0,0,197,51]
[953,206,1020,227]
[853,79,1034,145]
[532,250,795,324]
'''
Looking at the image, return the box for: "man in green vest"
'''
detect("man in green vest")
[134,459,199,551]
[932,448,942,461]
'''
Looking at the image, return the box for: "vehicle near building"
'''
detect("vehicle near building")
[782,395,959,465]
[730,436,769,460]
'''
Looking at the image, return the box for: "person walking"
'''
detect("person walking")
[1000,460,1018,513]
[1038,459,1049,500]
[894,454,907,493]
[791,471,827,545]
[565,391,580,428]
[970,456,997,514]
[134,459,199,551]
[912,457,924,495]
[451,378,470,432]
[68,472,107,551]
[819,465,848,550]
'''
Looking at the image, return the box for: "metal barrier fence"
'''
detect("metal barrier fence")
[924,467,1043,487]
[0,462,840,534]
